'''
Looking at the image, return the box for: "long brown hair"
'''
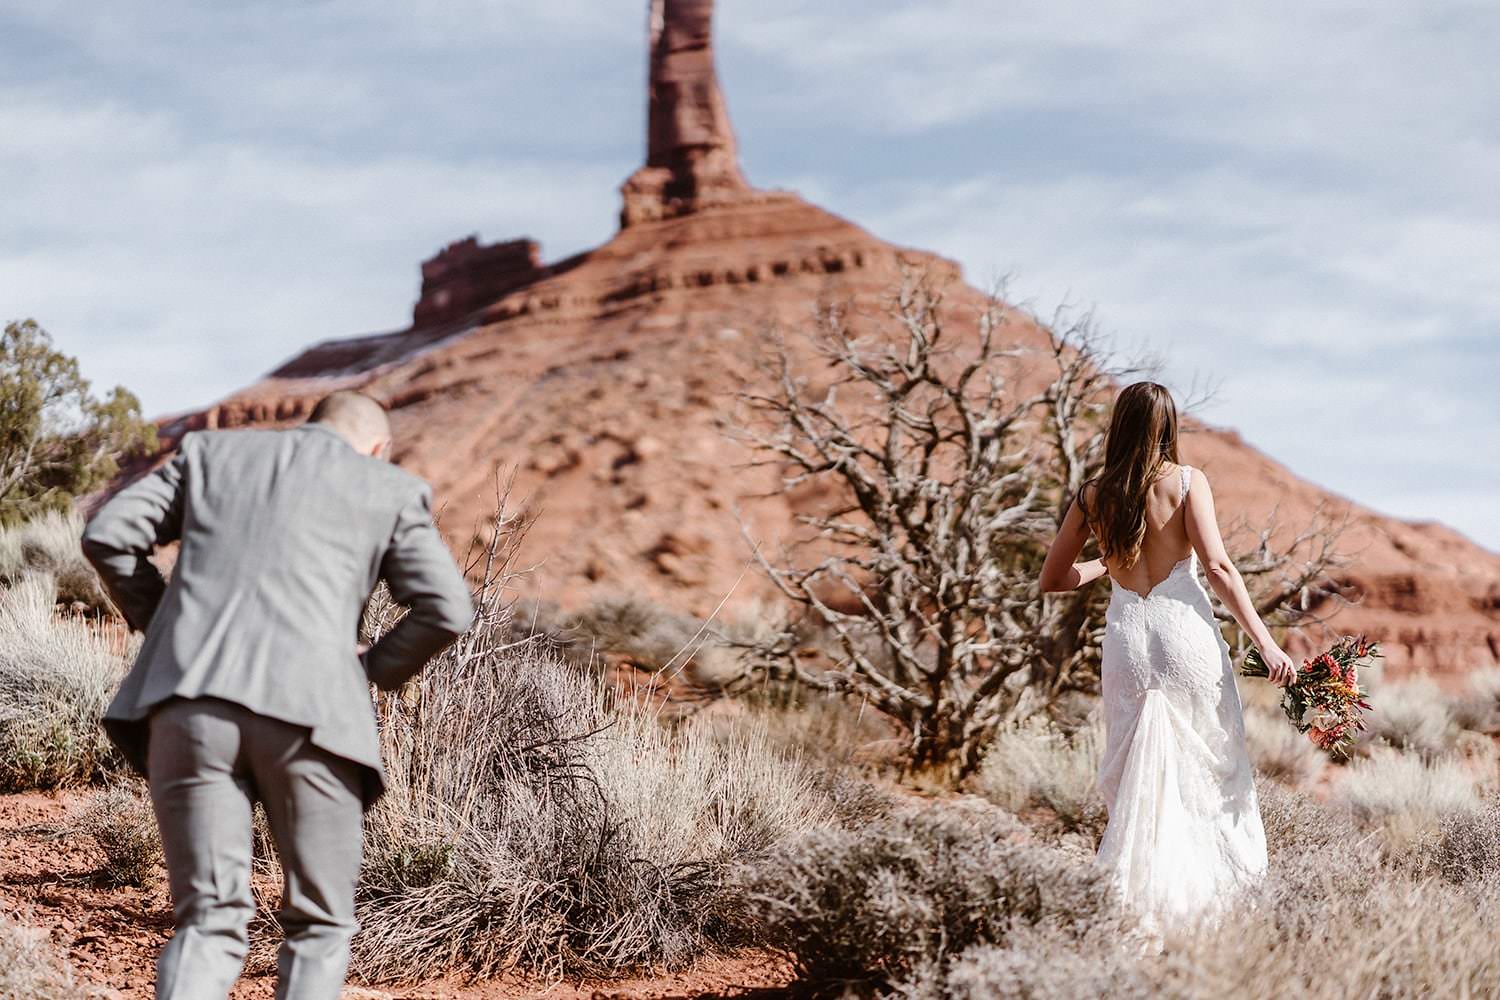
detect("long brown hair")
[1080,381,1180,568]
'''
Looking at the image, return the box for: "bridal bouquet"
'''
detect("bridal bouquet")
[1241,636,1379,757]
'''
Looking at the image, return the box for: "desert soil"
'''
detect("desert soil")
[0,790,797,999]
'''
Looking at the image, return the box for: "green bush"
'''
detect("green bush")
[1,318,156,526]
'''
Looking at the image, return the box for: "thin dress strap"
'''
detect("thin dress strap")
[1178,464,1192,503]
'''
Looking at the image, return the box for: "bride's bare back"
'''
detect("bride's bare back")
[1085,463,1193,599]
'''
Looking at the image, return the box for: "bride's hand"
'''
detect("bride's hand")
[1258,643,1296,687]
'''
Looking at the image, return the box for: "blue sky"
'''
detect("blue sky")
[1,1,1496,550]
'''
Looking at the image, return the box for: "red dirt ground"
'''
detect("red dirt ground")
[0,791,798,999]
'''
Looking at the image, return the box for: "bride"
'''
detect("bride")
[1039,381,1296,934]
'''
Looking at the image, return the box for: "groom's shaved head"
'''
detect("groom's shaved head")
[309,391,392,457]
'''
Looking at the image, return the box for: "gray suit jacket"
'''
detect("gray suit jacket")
[82,422,474,806]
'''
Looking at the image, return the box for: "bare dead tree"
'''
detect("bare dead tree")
[1221,503,1353,646]
[734,273,1110,777]
[735,270,1346,782]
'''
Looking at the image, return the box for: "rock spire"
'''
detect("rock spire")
[620,0,751,226]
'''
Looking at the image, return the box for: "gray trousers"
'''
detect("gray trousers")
[147,697,364,1000]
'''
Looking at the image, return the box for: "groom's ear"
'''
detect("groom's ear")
[368,437,393,461]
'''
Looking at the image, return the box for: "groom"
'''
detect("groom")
[81,391,474,1000]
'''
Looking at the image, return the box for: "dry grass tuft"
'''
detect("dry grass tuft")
[0,912,90,999]
[0,509,109,611]
[1243,706,1327,786]
[0,576,130,791]
[1360,675,1458,759]
[79,783,163,887]
[717,683,906,778]
[1451,667,1500,734]
[974,715,1107,839]
[522,595,744,688]
[1333,747,1483,857]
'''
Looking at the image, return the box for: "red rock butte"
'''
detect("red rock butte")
[151,0,1499,675]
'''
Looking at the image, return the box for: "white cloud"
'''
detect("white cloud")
[717,0,1498,550]
[0,88,621,413]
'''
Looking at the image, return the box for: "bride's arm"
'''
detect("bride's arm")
[1183,468,1296,685]
[1039,497,1108,593]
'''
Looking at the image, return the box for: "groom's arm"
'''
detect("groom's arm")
[362,484,475,690]
[81,446,190,632]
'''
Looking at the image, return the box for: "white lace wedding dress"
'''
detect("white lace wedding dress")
[1095,465,1267,934]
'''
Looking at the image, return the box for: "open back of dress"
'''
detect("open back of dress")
[1095,465,1267,933]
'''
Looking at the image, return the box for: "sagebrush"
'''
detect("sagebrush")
[745,802,1127,988]
[79,782,163,887]
[352,587,846,982]
[0,575,128,791]
[975,715,1107,838]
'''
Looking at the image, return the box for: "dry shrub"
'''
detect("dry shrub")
[0,913,90,999]
[79,782,163,887]
[701,700,897,831]
[1360,675,1457,759]
[1419,799,1500,885]
[1254,777,1369,862]
[975,715,1106,839]
[524,595,743,688]
[902,849,1500,999]
[0,576,129,790]
[906,926,1153,1000]
[351,612,841,983]
[901,780,1500,998]
[725,683,906,776]
[1152,862,1500,997]
[0,509,109,611]
[745,802,1125,990]
[1333,748,1483,857]
[1450,667,1500,734]
[1242,707,1326,786]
